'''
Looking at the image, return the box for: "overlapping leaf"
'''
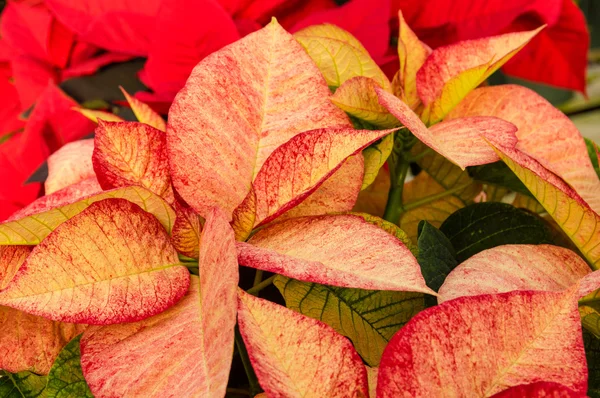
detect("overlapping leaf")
[46,335,93,398]
[237,214,434,294]
[45,139,96,195]
[119,87,166,131]
[378,289,587,397]
[237,289,369,397]
[438,244,591,303]
[485,138,600,269]
[171,203,202,259]
[167,19,350,218]
[416,27,542,124]
[0,186,175,245]
[0,199,189,324]
[274,276,424,366]
[80,208,238,397]
[0,246,31,290]
[0,371,47,398]
[294,24,391,91]
[490,382,585,398]
[376,87,518,169]
[93,121,173,201]
[449,85,600,214]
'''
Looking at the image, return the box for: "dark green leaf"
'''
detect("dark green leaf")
[585,329,600,397]
[416,221,458,306]
[0,371,46,398]
[274,276,424,366]
[468,161,533,196]
[440,202,552,263]
[45,335,92,398]
[585,138,600,179]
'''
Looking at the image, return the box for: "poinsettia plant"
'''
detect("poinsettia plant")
[1,9,600,398]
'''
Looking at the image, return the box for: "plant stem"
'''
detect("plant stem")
[235,326,262,397]
[382,160,409,223]
[402,182,473,211]
[226,388,251,396]
[253,270,264,287]
[247,275,276,296]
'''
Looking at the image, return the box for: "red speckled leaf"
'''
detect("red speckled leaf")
[0,185,175,245]
[376,87,517,169]
[237,214,434,294]
[167,19,350,219]
[417,27,542,123]
[246,127,393,228]
[490,382,586,398]
[0,306,86,375]
[438,244,591,303]
[45,139,96,195]
[93,121,173,201]
[0,199,189,324]
[171,203,203,259]
[0,245,31,291]
[81,208,238,397]
[119,87,166,131]
[377,289,587,397]
[449,85,600,214]
[237,289,369,397]
[397,11,430,109]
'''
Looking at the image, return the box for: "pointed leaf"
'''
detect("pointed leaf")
[417,27,543,123]
[449,85,600,214]
[485,138,600,269]
[246,127,394,228]
[294,24,391,91]
[237,214,435,294]
[167,19,350,219]
[80,208,238,397]
[0,305,86,375]
[45,139,96,195]
[93,121,173,201]
[439,202,553,262]
[377,289,587,397]
[119,87,166,131]
[0,186,175,245]
[331,77,398,128]
[376,87,518,169]
[274,276,424,366]
[171,203,202,259]
[46,335,93,398]
[73,108,124,124]
[0,371,46,398]
[237,289,369,397]
[0,199,189,324]
[397,11,430,109]
[416,221,458,294]
[490,382,585,398]
[438,244,590,303]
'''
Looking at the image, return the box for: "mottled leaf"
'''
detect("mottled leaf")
[490,382,585,398]
[45,139,96,195]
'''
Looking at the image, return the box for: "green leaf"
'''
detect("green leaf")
[0,371,46,398]
[584,329,600,398]
[274,276,424,366]
[45,335,93,398]
[585,138,600,180]
[439,202,552,262]
[416,221,458,306]
[468,161,533,197]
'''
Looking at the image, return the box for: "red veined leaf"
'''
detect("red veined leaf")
[1,185,175,245]
[0,306,86,375]
[243,127,395,228]
[93,121,173,201]
[438,244,591,303]
[171,203,203,259]
[484,137,600,269]
[416,27,542,123]
[167,19,350,219]
[45,139,96,194]
[0,198,189,324]
[490,382,586,398]
[237,214,434,294]
[81,207,238,396]
[119,87,166,131]
[237,289,369,397]
[376,87,518,169]
[377,289,587,397]
[449,85,600,213]
[0,245,31,290]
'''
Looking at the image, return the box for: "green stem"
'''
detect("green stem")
[382,160,410,223]
[253,270,264,287]
[235,326,262,397]
[247,275,276,296]
[402,182,473,212]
